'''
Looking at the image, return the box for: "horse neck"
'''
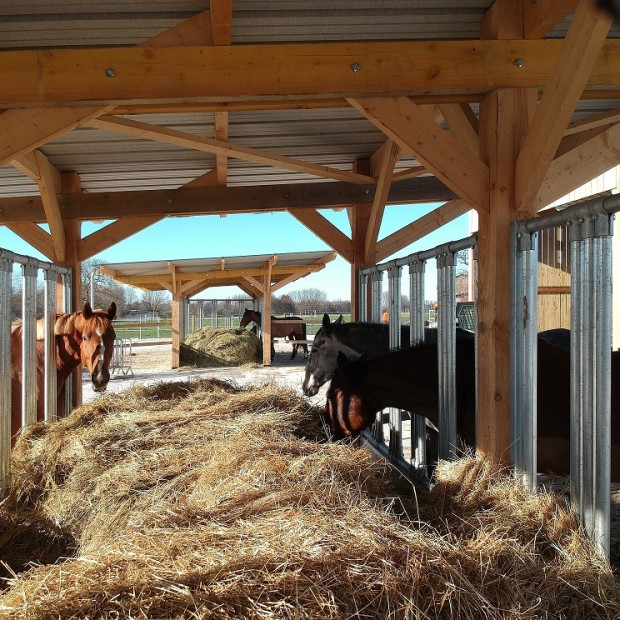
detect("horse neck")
[363,348,440,425]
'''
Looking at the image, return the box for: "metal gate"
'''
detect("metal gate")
[358,234,477,485]
[512,193,620,556]
[0,248,72,496]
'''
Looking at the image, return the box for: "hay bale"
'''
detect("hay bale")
[0,380,619,619]
[179,326,262,367]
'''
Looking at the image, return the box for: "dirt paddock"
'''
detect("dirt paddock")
[101,341,620,578]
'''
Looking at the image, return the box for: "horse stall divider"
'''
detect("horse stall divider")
[512,193,620,557]
[0,248,72,497]
[358,234,477,486]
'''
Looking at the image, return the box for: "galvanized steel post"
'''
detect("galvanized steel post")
[436,250,458,460]
[510,226,538,491]
[369,271,384,442]
[0,256,13,496]
[44,268,59,424]
[21,259,38,429]
[409,260,428,473]
[387,266,403,460]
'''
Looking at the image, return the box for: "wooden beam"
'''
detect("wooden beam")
[438,103,480,155]
[516,0,613,211]
[365,140,400,263]
[34,150,65,262]
[0,107,110,166]
[2,40,620,108]
[288,209,354,263]
[6,223,54,259]
[375,200,471,263]
[87,115,373,185]
[523,0,579,38]
[0,176,456,224]
[240,275,263,295]
[78,216,164,261]
[349,96,490,213]
[535,122,620,208]
[564,108,620,135]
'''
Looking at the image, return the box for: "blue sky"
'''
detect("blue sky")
[0,203,471,301]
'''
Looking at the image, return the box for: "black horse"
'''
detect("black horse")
[302,313,475,396]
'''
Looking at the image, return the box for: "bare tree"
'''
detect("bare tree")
[141,290,170,317]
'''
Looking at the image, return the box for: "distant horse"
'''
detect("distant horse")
[324,337,620,480]
[11,302,117,445]
[239,308,308,359]
[302,313,474,396]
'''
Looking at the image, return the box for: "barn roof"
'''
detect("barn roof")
[99,250,337,297]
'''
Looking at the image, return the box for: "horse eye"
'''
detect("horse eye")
[83,335,90,342]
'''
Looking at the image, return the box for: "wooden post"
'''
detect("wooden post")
[170,264,181,368]
[349,159,372,321]
[476,3,538,462]
[262,257,274,365]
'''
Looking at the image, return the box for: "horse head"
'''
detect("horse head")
[76,302,117,392]
[323,351,371,438]
[302,314,358,396]
[239,308,255,329]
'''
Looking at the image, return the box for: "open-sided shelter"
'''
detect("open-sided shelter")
[101,250,336,365]
[0,1,619,467]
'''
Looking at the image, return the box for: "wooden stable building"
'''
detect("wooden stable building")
[100,250,336,366]
[0,1,619,468]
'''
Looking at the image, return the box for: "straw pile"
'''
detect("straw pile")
[0,379,619,619]
[179,327,262,367]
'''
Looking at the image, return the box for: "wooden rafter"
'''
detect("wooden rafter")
[365,140,400,263]
[287,209,354,263]
[516,0,613,211]
[348,96,490,213]
[375,199,472,263]
[6,223,54,259]
[87,115,373,185]
[438,103,480,155]
[535,122,620,208]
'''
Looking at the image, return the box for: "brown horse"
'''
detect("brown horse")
[324,338,620,481]
[239,308,308,359]
[10,302,117,445]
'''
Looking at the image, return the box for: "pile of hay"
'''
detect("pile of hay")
[0,379,619,618]
[179,326,262,367]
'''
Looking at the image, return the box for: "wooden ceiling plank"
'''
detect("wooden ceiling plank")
[34,150,65,262]
[87,115,373,185]
[78,215,164,262]
[535,122,620,209]
[365,140,400,263]
[0,107,110,166]
[515,1,613,211]
[287,209,353,263]
[2,40,620,108]
[438,103,480,155]
[349,96,489,213]
[6,223,54,260]
[0,176,456,224]
[375,199,471,262]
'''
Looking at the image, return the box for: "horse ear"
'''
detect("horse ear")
[83,302,93,319]
[322,313,331,328]
[334,314,343,324]
[107,302,117,321]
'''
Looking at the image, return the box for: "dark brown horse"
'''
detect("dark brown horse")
[324,338,620,480]
[11,302,117,445]
[239,308,308,359]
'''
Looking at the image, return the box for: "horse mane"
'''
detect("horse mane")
[55,308,112,336]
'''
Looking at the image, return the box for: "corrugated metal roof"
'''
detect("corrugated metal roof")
[0,3,617,207]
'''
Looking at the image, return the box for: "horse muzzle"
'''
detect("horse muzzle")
[91,371,110,392]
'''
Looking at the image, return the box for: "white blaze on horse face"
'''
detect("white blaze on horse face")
[97,336,105,375]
